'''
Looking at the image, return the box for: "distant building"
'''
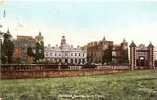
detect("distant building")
[112,39,128,65]
[87,36,113,64]
[87,37,128,65]
[13,36,35,63]
[129,42,155,69]
[44,35,87,64]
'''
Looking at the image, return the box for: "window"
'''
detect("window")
[65,53,68,56]
[79,53,80,56]
[71,53,73,56]
[75,53,77,56]
[82,59,85,64]
[71,59,73,63]
[46,54,48,57]
[75,59,77,63]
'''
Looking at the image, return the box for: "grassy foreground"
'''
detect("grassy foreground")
[0,70,157,100]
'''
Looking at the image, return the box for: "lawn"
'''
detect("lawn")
[0,70,157,100]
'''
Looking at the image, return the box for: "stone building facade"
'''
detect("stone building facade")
[44,35,87,64]
[129,42,155,69]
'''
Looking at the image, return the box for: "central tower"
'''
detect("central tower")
[60,35,67,49]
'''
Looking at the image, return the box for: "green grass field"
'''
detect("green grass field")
[0,70,157,100]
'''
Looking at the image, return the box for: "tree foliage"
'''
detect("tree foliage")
[27,47,34,64]
[102,45,113,65]
[120,48,129,65]
[27,47,34,57]
[35,33,44,62]
[1,30,14,64]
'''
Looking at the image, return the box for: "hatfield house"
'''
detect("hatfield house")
[44,35,87,64]
[1,29,156,68]
[11,33,157,68]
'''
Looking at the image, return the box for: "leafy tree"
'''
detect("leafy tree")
[35,32,44,62]
[123,49,129,64]
[35,42,44,61]
[120,48,129,65]
[0,31,3,64]
[27,47,34,57]
[27,47,34,64]
[1,30,14,64]
[102,45,113,65]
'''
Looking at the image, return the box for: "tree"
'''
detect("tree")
[122,49,129,64]
[1,30,14,64]
[0,31,3,64]
[35,42,44,61]
[102,45,113,65]
[35,32,44,62]
[27,47,34,57]
[27,47,34,64]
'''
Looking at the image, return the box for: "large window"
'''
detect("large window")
[79,59,81,64]
[82,59,85,64]
[75,59,77,63]
[45,53,48,57]
[65,53,68,56]
[71,59,73,63]
[50,53,53,56]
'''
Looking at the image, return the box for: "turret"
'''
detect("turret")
[7,29,10,34]
[129,41,136,70]
[147,42,154,68]
[61,35,66,47]
[35,32,44,45]
[102,36,106,41]
[121,38,128,50]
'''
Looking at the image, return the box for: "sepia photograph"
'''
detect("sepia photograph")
[0,0,157,100]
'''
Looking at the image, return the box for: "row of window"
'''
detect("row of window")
[14,41,35,47]
[45,52,85,57]
[46,58,86,64]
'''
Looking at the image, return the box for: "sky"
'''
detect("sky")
[0,0,157,51]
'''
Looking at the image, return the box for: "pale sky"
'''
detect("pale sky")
[0,0,157,52]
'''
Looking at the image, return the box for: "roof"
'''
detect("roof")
[17,35,34,40]
[129,41,136,47]
[148,42,154,48]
